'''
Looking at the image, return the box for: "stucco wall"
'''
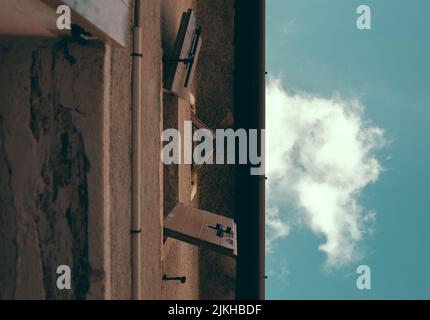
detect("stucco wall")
[0,0,237,301]
[160,0,237,300]
[0,0,198,301]
[140,0,164,300]
[160,0,201,300]
[108,10,132,300]
[195,0,237,300]
[0,38,110,299]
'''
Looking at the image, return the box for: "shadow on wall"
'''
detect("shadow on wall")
[194,0,237,300]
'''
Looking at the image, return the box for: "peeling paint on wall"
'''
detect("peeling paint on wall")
[0,38,107,300]
[29,45,91,299]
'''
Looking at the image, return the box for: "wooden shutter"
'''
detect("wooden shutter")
[165,9,202,99]
[164,203,237,257]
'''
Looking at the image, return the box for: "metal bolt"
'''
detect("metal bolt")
[162,274,187,284]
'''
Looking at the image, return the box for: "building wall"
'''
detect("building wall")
[161,0,237,300]
[160,0,201,300]
[105,0,166,300]
[0,0,237,300]
[0,38,110,299]
[140,0,166,300]
[195,0,237,300]
[108,10,133,300]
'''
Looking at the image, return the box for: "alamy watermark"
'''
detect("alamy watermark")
[356,265,371,290]
[357,5,371,30]
[56,265,71,290]
[161,121,265,176]
[56,5,71,30]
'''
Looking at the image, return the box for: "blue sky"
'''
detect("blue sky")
[266,0,430,299]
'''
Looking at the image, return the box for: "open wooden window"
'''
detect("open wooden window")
[164,9,202,99]
[164,203,237,257]
[162,98,236,259]
[162,10,236,259]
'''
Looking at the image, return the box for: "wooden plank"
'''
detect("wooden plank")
[184,33,201,88]
[165,9,202,99]
[199,209,222,246]
[178,98,192,204]
[180,207,205,240]
[220,216,236,253]
[164,202,192,233]
[163,203,237,257]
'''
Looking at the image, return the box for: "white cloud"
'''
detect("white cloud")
[266,206,290,252]
[266,78,385,268]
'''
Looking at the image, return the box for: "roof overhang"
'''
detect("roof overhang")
[234,0,266,300]
[0,0,130,47]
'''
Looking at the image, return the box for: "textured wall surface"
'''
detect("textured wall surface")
[0,0,237,300]
[195,0,237,300]
[108,9,132,300]
[140,0,164,300]
[0,38,110,299]
[161,0,237,300]
[160,0,200,300]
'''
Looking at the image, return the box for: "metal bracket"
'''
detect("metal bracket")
[162,275,187,284]
[208,223,233,238]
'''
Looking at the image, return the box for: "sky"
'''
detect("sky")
[266,0,430,299]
